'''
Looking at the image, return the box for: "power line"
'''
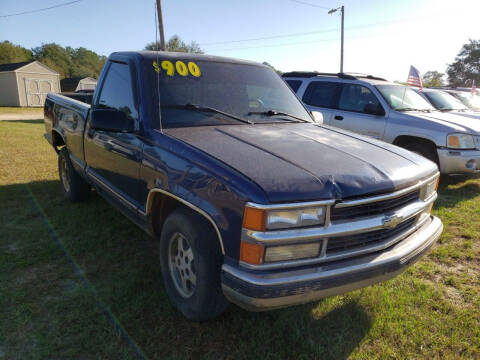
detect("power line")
[207,37,340,52]
[286,0,331,10]
[200,28,338,46]
[0,0,84,18]
[206,32,385,53]
[201,16,419,47]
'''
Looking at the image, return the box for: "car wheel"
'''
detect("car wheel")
[159,207,228,321]
[403,142,439,167]
[58,147,90,202]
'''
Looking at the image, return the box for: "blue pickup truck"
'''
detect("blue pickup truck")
[44,51,443,321]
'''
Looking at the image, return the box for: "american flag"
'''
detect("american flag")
[472,80,477,95]
[407,66,423,91]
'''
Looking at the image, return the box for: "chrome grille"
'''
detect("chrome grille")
[326,217,416,254]
[330,190,420,221]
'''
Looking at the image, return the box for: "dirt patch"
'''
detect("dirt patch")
[0,113,43,121]
[15,264,61,288]
[422,278,470,308]
[5,241,20,253]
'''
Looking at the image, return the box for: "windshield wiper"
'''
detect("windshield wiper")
[395,107,432,113]
[163,103,254,124]
[247,109,309,123]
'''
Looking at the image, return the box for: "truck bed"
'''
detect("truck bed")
[44,92,91,168]
[60,92,94,105]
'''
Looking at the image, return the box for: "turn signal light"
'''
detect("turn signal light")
[240,241,265,265]
[242,206,267,231]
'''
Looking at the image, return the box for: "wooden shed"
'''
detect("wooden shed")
[0,61,60,107]
[61,77,97,92]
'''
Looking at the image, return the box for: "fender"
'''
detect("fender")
[143,187,226,254]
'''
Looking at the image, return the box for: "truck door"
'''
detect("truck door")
[331,84,386,139]
[84,60,143,212]
[301,81,341,125]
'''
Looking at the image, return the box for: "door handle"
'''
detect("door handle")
[334,115,344,121]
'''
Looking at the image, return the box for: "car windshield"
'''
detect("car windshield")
[144,58,312,128]
[375,84,435,111]
[455,92,480,111]
[423,90,469,111]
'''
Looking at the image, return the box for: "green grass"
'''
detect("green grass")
[0,107,43,114]
[0,120,479,359]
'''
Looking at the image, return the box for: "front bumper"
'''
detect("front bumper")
[221,215,443,311]
[438,149,480,174]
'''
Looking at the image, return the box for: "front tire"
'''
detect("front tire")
[58,147,90,202]
[159,208,228,321]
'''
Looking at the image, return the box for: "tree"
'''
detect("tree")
[262,61,283,75]
[32,43,73,78]
[0,41,33,64]
[30,43,105,79]
[422,71,445,87]
[68,47,106,78]
[446,39,480,87]
[145,35,203,53]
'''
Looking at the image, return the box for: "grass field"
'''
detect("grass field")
[0,119,479,359]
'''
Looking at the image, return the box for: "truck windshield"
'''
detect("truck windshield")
[145,58,312,128]
[376,85,435,112]
[455,92,480,111]
[423,91,468,111]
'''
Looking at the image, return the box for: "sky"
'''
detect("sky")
[1,0,479,82]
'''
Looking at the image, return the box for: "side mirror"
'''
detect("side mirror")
[310,111,324,124]
[90,108,135,132]
[364,103,385,116]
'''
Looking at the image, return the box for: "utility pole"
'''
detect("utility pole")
[340,5,344,73]
[156,0,166,51]
[328,5,344,73]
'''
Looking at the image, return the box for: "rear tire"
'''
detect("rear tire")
[159,207,228,321]
[58,147,90,202]
[402,142,439,167]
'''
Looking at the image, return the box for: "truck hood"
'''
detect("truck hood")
[165,123,437,203]
[406,110,480,134]
[447,111,480,121]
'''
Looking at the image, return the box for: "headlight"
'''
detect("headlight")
[447,133,476,149]
[422,176,439,201]
[243,204,326,231]
[264,243,321,262]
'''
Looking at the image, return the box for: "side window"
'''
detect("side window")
[338,84,380,113]
[97,62,138,120]
[302,81,340,108]
[285,80,302,93]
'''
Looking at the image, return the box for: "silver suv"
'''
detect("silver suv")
[283,72,480,174]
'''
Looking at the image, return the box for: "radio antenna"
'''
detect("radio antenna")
[154,1,163,133]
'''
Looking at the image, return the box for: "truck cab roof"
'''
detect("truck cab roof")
[110,50,268,68]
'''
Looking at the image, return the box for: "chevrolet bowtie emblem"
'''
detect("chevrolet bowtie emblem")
[382,214,403,229]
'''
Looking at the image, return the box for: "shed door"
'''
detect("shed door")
[24,78,53,107]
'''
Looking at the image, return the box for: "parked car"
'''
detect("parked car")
[444,89,480,111]
[414,88,480,120]
[283,72,480,174]
[44,52,443,320]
